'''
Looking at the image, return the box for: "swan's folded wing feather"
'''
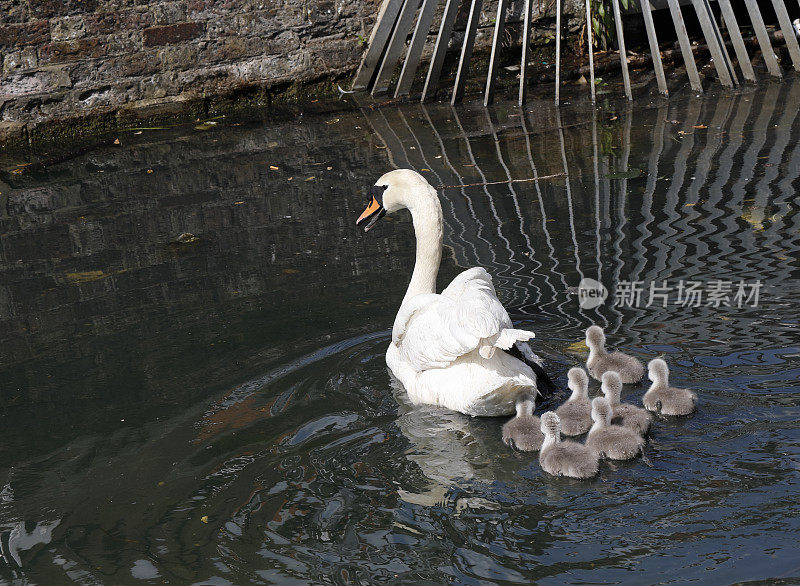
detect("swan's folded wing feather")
[397,268,528,371]
[441,267,497,302]
[392,293,441,345]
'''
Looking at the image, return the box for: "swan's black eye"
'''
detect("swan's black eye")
[369,184,388,206]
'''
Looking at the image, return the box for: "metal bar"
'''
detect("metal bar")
[352,0,405,90]
[718,0,756,81]
[585,0,596,102]
[451,0,484,104]
[640,0,668,96]
[519,0,534,104]
[372,0,422,95]
[704,0,738,83]
[555,0,562,105]
[743,0,782,77]
[395,0,440,97]
[484,0,508,106]
[666,0,703,92]
[690,0,734,87]
[611,0,632,100]
[421,0,460,101]
[771,0,800,71]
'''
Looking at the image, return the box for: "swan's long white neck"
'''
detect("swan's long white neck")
[403,187,443,304]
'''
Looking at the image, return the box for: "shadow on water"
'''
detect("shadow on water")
[0,76,799,582]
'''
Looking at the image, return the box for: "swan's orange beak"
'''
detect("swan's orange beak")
[356,186,388,232]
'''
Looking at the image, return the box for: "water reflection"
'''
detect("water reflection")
[0,78,799,582]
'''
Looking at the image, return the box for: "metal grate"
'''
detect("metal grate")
[350,0,800,105]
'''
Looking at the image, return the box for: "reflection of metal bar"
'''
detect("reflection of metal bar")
[744,0,781,77]
[748,82,798,243]
[452,0,484,104]
[661,98,701,274]
[487,112,543,308]
[666,0,703,92]
[591,112,602,284]
[421,0,460,101]
[584,0,596,102]
[611,0,632,100]
[630,105,667,315]
[352,0,405,90]
[395,0,440,97]
[726,84,780,280]
[419,104,482,267]
[482,110,530,308]
[520,111,570,322]
[449,107,503,269]
[718,0,756,82]
[640,0,668,96]
[372,0,422,95]
[610,107,632,331]
[519,0,534,104]
[691,0,735,87]
[358,107,406,168]
[557,109,587,321]
[771,0,800,71]
[484,0,508,106]
[590,112,609,328]
[555,0,562,105]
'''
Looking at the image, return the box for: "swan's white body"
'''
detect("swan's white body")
[369,170,541,416]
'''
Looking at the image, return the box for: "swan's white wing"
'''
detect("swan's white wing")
[392,293,440,345]
[397,268,534,371]
[441,267,499,304]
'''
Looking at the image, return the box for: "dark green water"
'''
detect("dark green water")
[0,76,799,584]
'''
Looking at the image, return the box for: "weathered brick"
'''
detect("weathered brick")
[231,9,303,36]
[2,47,38,76]
[187,0,242,15]
[51,16,87,42]
[159,43,200,70]
[151,1,188,25]
[85,10,152,35]
[28,0,98,18]
[143,22,203,47]
[111,50,163,77]
[0,20,50,49]
[0,0,30,25]
[103,31,144,55]
[40,38,104,64]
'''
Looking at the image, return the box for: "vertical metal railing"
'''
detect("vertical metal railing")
[352,0,799,116]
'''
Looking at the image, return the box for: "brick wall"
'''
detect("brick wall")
[0,0,580,141]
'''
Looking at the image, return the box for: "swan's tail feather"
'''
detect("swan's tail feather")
[514,339,544,366]
[505,342,556,398]
[493,328,535,350]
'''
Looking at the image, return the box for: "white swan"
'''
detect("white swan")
[356,169,553,416]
